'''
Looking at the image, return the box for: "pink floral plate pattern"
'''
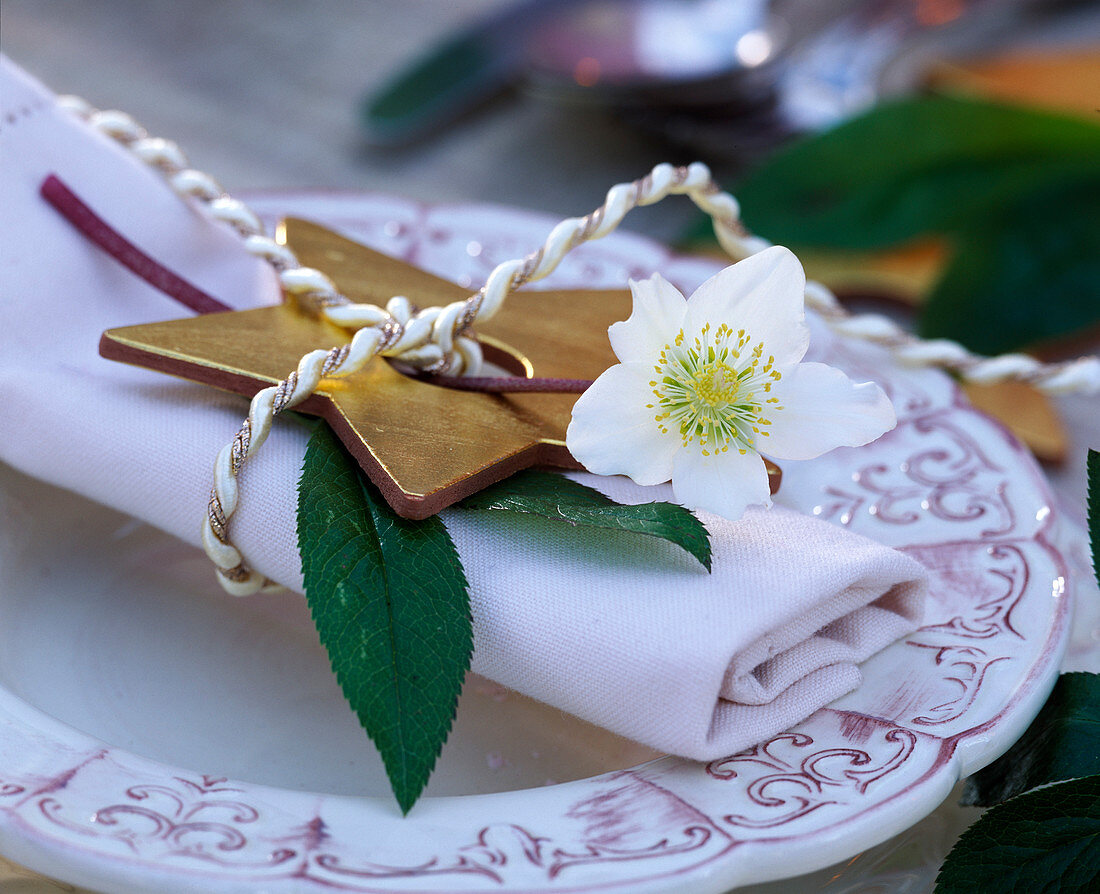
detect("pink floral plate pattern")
[0,193,1074,893]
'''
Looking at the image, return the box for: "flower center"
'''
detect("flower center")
[648,323,783,457]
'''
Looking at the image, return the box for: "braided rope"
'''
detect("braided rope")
[59,96,1100,594]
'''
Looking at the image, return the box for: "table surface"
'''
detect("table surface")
[1,0,710,244]
[2,3,1097,892]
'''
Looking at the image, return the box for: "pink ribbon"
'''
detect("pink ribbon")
[41,173,593,395]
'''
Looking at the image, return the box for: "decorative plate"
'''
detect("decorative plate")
[0,193,1075,894]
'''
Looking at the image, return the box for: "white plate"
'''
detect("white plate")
[0,194,1075,893]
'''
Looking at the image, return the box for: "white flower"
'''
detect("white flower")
[566,246,896,521]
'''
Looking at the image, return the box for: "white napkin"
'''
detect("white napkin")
[0,57,926,760]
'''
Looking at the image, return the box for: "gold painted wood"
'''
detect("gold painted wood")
[101,218,780,516]
[961,380,1068,464]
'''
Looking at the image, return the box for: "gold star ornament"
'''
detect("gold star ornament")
[100,218,780,517]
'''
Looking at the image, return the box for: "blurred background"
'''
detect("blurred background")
[1,3,1098,891]
[4,0,1097,489]
[2,1,1095,237]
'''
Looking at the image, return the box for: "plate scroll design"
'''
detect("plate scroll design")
[311,822,717,888]
[308,774,727,888]
[813,416,1014,538]
[20,762,727,889]
[36,774,297,870]
[705,728,917,829]
[903,644,1010,728]
[916,543,1028,641]
[0,193,1076,894]
[894,539,1057,730]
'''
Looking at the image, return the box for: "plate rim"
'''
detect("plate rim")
[0,190,1074,894]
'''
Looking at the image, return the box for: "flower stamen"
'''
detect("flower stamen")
[651,324,781,457]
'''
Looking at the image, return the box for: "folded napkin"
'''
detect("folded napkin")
[0,57,927,760]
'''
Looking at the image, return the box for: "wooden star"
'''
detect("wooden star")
[101,218,779,517]
[99,218,626,517]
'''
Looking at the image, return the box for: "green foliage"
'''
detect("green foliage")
[962,673,1100,807]
[685,95,1100,355]
[458,469,711,570]
[297,424,472,813]
[918,176,1100,355]
[935,775,1100,894]
[730,95,1100,250]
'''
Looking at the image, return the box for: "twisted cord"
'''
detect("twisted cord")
[200,326,385,595]
[61,95,1100,396]
[58,96,1100,594]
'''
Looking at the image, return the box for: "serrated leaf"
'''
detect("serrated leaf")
[936,775,1100,894]
[728,95,1100,251]
[1089,449,1099,593]
[918,175,1100,355]
[457,470,711,571]
[962,673,1100,807]
[297,424,472,814]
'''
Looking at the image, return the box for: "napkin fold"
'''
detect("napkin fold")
[0,56,927,760]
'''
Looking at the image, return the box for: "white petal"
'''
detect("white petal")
[762,362,896,461]
[682,246,810,367]
[567,362,679,485]
[671,447,772,521]
[607,273,687,365]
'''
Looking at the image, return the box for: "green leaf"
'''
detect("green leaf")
[936,775,1100,894]
[729,95,1100,250]
[917,174,1100,355]
[1089,449,1099,593]
[457,470,711,571]
[962,673,1100,807]
[679,97,1100,354]
[297,424,472,814]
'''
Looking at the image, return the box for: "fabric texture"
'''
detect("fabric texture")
[0,56,927,760]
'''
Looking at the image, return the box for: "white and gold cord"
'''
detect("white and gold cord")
[59,96,1100,594]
